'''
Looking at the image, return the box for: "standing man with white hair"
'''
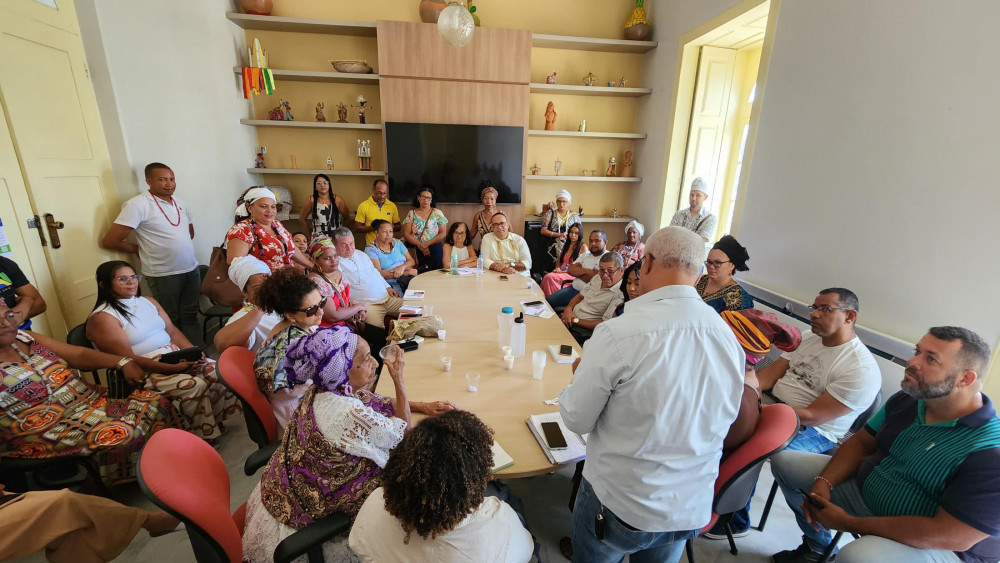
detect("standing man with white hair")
[102,162,201,344]
[669,177,718,246]
[610,220,646,269]
[559,226,744,562]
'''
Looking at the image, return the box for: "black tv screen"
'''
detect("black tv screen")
[384,122,523,205]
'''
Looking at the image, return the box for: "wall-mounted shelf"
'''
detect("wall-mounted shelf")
[528,130,646,140]
[232,67,379,84]
[531,33,657,53]
[240,119,382,130]
[248,168,385,176]
[526,175,641,183]
[530,83,652,97]
[226,13,377,36]
[528,214,636,223]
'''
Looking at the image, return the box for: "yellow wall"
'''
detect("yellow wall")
[244,0,649,226]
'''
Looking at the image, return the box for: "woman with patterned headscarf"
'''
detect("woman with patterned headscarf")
[540,189,582,263]
[472,183,500,248]
[610,220,646,269]
[242,327,456,562]
[306,235,367,328]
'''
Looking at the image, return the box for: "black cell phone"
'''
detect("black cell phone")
[559,344,573,356]
[399,340,419,352]
[499,275,509,281]
[797,489,823,508]
[524,300,544,307]
[541,421,568,450]
[159,346,204,364]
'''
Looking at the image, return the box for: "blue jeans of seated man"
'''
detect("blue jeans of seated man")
[572,478,698,563]
[546,285,579,308]
[146,267,202,346]
[727,426,836,533]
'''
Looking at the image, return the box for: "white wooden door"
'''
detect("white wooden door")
[679,46,737,212]
[0,0,122,337]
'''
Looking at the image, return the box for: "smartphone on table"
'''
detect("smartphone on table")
[499,275,509,281]
[541,421,569,450]
[559,344,573,357]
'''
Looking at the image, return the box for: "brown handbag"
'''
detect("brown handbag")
[201,243,244,308]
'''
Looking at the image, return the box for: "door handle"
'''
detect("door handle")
[43,213,64,249]
[27,215,47,247]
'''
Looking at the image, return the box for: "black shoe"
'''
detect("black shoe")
[772,542,834,563]
[702,519,750,540]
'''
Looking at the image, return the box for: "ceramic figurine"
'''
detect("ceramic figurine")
[326,156,334,170]
[582,72,597,87]
[352,95,371,124]
[581,170,589,177]
[336,102,348,123]
[290,155,299,169]
[546,71,557,84]
[591,169,598,177]
[267,99,294,121]
[624,0,652,41]
[544,101,557,131]
[578,120,587,132]
[357,139,372,170]
[606,157,617,177]
[608,81,615,87]
[621,151,633,177]
[530,163,541,175]
[578,206,584,216]
[315,102,326,122]
[618,77,628,88]
[554,157,562,176]
[611,208,620,218]
[254,152,265,168]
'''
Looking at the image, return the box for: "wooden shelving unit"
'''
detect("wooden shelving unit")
[528,214,637,223]
[530,83,652,97]
[226,13,376,36]
[232,67,379,85]
[531,33,656,53]
[528,130,646,140]
[526,175,642,183]
[240,119,382,130]
[247,168,385,176]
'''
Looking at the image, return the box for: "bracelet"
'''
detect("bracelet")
[115,357,134,369]
[814,476,834,490]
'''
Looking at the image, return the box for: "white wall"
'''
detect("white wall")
[77,0,257,265]
[737,0,1000,350]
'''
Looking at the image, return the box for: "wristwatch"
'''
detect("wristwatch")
[572,317,579,325]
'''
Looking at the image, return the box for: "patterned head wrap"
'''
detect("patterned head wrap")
[243,187,277,205]
[308,235,336,260]
[712,235,750,272]
[721,309,802,364]
[284,326,359,395]
[625,220,644,238]
[555,189,572,203]
[480,185,498,201]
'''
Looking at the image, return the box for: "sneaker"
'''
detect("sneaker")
[772,541,834,563]
[702,519,750,540]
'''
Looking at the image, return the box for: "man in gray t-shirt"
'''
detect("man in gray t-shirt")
[669,177,717,245]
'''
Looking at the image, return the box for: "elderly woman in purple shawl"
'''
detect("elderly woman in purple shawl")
[241,326,411,562]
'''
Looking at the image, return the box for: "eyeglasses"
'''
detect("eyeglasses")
[808,305,852,314]
[705,260,731,269]
[1,309,24,328]
[115,274,142,283]
[417,195,432,201]
[491,222,508,228]
[297,296,328,317]
[598,267,622,276]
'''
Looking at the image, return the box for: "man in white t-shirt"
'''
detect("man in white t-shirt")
[706,287,881,540]
[213,256,278,354]
[546,230,607,309]
[101,162,201,344]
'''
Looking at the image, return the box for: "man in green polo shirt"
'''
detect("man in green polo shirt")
[770,326,1000,563]
[354,179,400,246]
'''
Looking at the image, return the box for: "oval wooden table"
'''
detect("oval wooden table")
[375,270,581,478]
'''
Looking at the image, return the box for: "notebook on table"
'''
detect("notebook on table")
[525,412,587,465]
[492,441,514,473]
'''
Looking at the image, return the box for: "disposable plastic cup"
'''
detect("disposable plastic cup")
[466,372,481,392]
[504,355,515,371]
[501,346,512,357]
[532,351,547,380]
[424,304,434,316]
[441,356,452,372]
[379,345,397,362]
[437,329,446,341]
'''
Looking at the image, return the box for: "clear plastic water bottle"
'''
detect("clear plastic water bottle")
[476,255,484,277]
[450,251,459,276]
[511,313,526,358]
[498,307,514,349]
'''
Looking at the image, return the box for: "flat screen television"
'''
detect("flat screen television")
[384,122,524,205]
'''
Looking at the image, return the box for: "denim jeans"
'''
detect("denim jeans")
[572,478,698,563]
[415,242,443,271]
[546,285,579,309]
[728,426,836,531]
[146,267,201,346]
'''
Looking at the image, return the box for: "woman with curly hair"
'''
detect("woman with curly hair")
[349,411,533,562]
[251,268,325,431]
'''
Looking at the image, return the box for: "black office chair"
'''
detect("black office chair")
[756,390,883,531]
[198,264,232,342]
[65,322,102,384]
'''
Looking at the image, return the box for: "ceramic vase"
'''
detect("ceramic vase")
[419,0,448,23]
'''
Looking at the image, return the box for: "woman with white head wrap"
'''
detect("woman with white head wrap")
[540,188,581,264]
[611,219,646,269]
[225,186,313,272]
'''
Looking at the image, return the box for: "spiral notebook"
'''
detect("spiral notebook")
[525,412,587,465]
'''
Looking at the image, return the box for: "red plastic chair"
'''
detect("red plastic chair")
[215,346,280,474]
[138,428,350,563]
[685,403,800,561]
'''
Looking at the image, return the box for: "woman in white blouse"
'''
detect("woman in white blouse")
[442,221,479,269]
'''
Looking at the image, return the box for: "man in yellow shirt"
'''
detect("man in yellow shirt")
[355,179,401,245]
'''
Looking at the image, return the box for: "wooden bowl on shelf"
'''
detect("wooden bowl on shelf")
[330,60,374,74]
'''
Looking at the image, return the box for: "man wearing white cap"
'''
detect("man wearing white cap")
[213,255,281,353]
[101,162,201,344]
[669,177,718,245]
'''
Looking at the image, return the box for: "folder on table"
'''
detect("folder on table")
[525,412,587,465]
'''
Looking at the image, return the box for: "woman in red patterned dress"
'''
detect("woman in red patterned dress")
[226,187,313,272]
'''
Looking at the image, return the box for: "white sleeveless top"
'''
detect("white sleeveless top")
[451,245,470,261]
[89,297,171,356]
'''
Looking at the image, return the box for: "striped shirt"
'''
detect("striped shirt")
[858,392,1000,562]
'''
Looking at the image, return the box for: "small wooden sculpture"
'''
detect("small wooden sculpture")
[351,95,371,124]
[530,163,541,175]
[621,151,633,177]
[336,102,348,123]
[267,99,294,121]
[289,155,299,169]
[546,71,558,84]
[544,101,557,131]
[315,102,326,122]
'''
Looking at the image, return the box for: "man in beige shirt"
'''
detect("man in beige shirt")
[561,252,624,342]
